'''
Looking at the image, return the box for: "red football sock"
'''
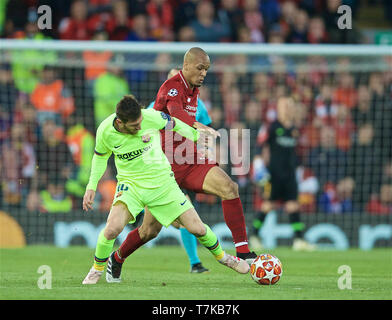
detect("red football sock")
[221,198,249,254]
[117,227,145,261]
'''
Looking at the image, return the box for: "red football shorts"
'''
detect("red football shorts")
[171,159,218,193]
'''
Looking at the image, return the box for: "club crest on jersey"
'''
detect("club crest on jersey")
[142,134,151,143]
[168,88,178,97]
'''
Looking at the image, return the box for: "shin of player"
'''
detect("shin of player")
[112,207,250,278]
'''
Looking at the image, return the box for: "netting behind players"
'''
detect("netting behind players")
[0,41,391,249]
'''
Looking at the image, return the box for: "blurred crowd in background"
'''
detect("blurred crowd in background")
[2,0,391,44]
[0,0,391,217]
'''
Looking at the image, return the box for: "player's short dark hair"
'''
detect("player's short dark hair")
[116,95,142,123]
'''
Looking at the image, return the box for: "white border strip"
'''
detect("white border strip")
[0,40,391,56]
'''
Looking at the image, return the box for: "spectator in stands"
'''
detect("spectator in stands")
[331,104,355,151]
[307,16,329,44]
[13,95,40,145]
[307,125,348,188]
[93,55,130,128]
[0,103,12,147]
[347,123,383,208]
[293,101,319,161]
[259,0,281,28]
[333,72,357,109]
[366,183,392,215]
[126,14,155,41]
[351,85,373,127]
[189,0,231,42]
[128,0,149,17]
[296,165,319,213]
[86,0,132,41]
[88,0,112,13]
[177,25,196,42]
[286,8,309,43]
[0,0,6,35]
[8,12,57,94]
[59,0,92,40]
[243,0,264,43]
[173,0,198,33]
[27,119,74,212]
[0,64,17,132]
[3,0,28,35]
[146,0,174,41]
[267,23,284,43]
[237,25,252,43]
[314,83,338,125]
[368,71,392,159]
[108,0,133,41]
[217,0,244,42]
[65,118,95,200]
[318,177,355,214]
[278,0,297,40]
[209,106,224,130]
[30,66,75,127]
[369,72,386,108]
[39,174,73,213]
[243,99,263,133]
[1,122,36,206]
[222,86,242,127]
[93,166,116,212]
[82,28,113,95]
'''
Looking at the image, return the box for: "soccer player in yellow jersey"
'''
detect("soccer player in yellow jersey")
[82,95,249,284]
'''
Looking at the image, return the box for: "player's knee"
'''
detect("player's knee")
[104,224,123,240]
[219,180,239,200]
[189,223,206,238]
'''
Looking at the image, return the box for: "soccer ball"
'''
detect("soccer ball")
[250,254,282,285]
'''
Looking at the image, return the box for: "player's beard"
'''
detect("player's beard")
[121,124,138,135]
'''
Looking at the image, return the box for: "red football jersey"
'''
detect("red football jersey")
[153,71,199,163]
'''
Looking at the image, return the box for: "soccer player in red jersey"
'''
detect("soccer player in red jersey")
[108,48,256,280]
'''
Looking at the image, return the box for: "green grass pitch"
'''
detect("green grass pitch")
[0,245,391,300]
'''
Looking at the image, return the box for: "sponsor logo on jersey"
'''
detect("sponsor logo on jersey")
[117,144,152,161]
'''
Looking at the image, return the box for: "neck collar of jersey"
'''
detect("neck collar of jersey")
[179,70,196,96]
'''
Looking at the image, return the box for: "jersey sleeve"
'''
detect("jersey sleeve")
[94,125,112,156]
[86,126,112,191]
[171,116,200,142]
[143,108,172,130]
[145,109,200,142]
[155,84,195,126]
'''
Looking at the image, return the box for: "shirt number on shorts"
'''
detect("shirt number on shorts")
[117,184,129,192]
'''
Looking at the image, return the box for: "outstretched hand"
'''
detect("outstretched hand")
[193,121,220,139]
[83,189,96,212]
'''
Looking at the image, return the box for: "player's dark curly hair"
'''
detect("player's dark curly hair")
[116,94,142,123]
